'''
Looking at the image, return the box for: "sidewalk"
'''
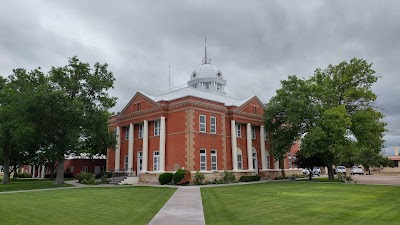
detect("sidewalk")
[148,186,205,225]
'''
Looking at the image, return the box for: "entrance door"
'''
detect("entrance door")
[137,151,143,176]
[252,150,258,174]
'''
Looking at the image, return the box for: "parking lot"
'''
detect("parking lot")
[351,175,400,186]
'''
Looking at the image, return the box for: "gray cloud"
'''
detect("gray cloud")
[1,0,400,154]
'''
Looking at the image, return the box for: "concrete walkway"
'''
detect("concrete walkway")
[148,186,205,225]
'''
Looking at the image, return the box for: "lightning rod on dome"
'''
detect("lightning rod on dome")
[203,37,210,64]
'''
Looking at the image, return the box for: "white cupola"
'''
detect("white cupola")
[187,38,227,93]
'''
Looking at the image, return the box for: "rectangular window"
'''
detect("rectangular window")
[82,166,88,172]
[266,155,270,169]
[216,83,222,91]
[237,155,242,170]
[136,102,141,111]
[236,124,241,137]
[70,166,74,172]
[288,154,293,169]
[200,149,206,171]
[210,116,216,134]
[200,115,206,133]
[204,82,211,89]
[125,126,129,140]
[124,155,128,171]
[211,150,217,171]
[138,124,143,138]
[153,151,160,171]
[154,120,160,136]
[252,126,256,139]
[253,106,257,114]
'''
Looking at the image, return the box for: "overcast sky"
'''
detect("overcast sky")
[1,0,399,155]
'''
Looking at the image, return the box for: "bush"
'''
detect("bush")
[194,171,205,185]
[64,171,74,178]
[17,173,32,178]
[173,169,186,184]
[159,172,174,185]
[222,170,236,183]
[239,175,261,182]
[100,174,109,184]
[77,172,95,183]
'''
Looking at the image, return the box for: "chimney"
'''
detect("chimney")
[395,146,399,156]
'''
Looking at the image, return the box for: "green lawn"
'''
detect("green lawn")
[202,182,400,225]
[0,186,176,225]
[0,179,72,192]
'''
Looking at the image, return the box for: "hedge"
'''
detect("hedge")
[159,172,173,185]
[239,175,261,182]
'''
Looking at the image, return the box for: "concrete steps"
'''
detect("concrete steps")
[120,176,139,185]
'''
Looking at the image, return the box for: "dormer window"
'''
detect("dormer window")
[192,72,197,78]
[217,71,222,78]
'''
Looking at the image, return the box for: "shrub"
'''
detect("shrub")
[222,170,236,183]
[100,174,109,184]
[173,169,186,184]
[64,171,74,178]
[239,175,261,182]
[159,172,174,185]
[177,170,191,185]
[17,173,32,178]
[194,171,205,185]
[77,172,95,183]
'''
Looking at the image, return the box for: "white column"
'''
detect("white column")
[28,165,31,175]
[114,126,121,171]
[21,167,25,173]
[32,165,36,178]
[37,166,41,178]
[260,125,267,170]
[246,123,254,171]
[128,123,134,173]
[41,165,45,178]
[142,120,149,172]
[231,120,238,171]
[159,116,166,172]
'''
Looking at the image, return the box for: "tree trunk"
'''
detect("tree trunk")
[2,145,10,184]
[55,160,65,185]
[12,164,17,180]
[327,165,334,180]
[279,159,286,178]
[309,169,313,180]
[49,163,55,180]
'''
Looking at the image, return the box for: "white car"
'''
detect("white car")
[350,166,364,175]
[303,167,321,176]
[336,166,347,174]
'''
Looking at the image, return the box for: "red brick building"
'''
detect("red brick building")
[107,50,300,182]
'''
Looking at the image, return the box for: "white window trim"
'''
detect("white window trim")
[82,166,88,172]
[236,124,241,137]
[200,149,207,171]
[153,151,160,171]
[124,155,128,171]
[200,115,206,133]
[138,124,143,139]
[125,127,129,140]
[210,116,216,134]
[211,150,217,171]
[237,148,243,170]
[154,120,160,136]
[252,126,256,139]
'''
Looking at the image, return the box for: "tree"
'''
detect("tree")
[46,56,116,184]
[265,58,386,180]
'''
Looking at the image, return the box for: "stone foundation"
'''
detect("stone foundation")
[139,169,304,184]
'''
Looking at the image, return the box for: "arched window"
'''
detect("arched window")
[237,148,243,170]
[266,151,270,169]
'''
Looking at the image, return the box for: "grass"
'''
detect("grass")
[0,178,72,192]
[0,186,176,225]
[202,182,400,225]
[297,177,344,183]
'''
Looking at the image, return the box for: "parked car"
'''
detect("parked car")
[350,166,364,175]
[302,167,321,176]
[336,166,347,174]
